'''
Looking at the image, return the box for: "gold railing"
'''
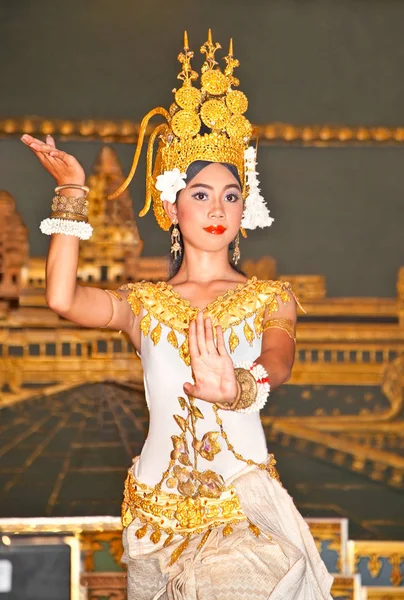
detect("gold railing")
[2,116,404,146]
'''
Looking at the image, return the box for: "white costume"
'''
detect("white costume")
[119,278,334,600]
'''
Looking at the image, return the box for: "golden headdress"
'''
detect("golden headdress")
[109,30,273,233]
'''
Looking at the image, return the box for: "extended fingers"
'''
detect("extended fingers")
[46,135,56,148]
[195,311,208,355]
[22,134,58,155]
[215,325,227,356]
[188,318,200,359]
[204,316,217,354]
[21,134,44,146]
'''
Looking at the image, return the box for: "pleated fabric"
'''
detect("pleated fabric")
[122,466,334,600]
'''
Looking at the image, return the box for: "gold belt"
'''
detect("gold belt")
[122,467,246,532]
[121,468,256,564]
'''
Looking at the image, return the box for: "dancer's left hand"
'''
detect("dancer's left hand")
[183,311,238,406]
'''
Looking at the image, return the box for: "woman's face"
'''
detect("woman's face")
[170,162,243,251]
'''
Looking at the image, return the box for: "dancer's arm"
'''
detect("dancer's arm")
[254,293,297,391]
[21,134,136,336]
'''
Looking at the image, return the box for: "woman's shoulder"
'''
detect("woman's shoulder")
[253,278,304,313]
[252,277,295,299]
[118,279,161,295]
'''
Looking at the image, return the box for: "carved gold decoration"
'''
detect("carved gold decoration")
[80,573,126,600]
[366,589,404,600]
[200,99,230,129]
[368,553,383,578]
[226,90,248,115]
[174,87,201,110]
[171,109,201,138]
[81,531,124,571]
[306,518,348,574]
[348,541,404,587]
[330,574,363,600]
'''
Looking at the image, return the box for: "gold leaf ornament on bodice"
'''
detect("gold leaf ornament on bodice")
[121,277,303,365]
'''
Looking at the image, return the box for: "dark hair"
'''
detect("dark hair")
[168,160,246,278]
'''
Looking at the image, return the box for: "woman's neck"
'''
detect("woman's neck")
[171,249,241,285]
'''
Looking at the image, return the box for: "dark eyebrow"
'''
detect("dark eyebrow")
[188,182,241,191]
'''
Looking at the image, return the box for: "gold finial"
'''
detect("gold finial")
[224,38,240,87]
[228,38,234,57]
[177,32,198,85]
[200,29,221,72]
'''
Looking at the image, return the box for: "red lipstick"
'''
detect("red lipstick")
[204,225,226,235]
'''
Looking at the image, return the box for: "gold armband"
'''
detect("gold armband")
[100,289,123,329]
[262,318,296,341]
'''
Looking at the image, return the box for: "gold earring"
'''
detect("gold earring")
[171,221,182,259]
[232,231,240,265]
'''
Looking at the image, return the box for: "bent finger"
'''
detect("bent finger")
[31,142,56,153]
[183,381,197,396]
[45,135,56,148]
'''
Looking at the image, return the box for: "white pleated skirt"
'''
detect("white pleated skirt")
[122,465,334,600]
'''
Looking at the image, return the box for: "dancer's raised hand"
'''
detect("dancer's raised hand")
[21,134,85,187]
[183,311,238,407]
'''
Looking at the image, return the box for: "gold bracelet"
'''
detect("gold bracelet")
[215,378,242,411]
[51,195,89,217]
[50,212,88,222]
[54,184,90,195]
[215,367,258,412]
[233,368,258,410]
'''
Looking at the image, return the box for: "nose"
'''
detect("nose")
[208,202,225,220]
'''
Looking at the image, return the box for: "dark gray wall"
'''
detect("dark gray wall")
[1,0,404,297]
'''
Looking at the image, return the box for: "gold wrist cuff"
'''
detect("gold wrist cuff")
[50,212,88,222]
[233,367,258,410]
[51,195,89,217]
[215,368,258,411]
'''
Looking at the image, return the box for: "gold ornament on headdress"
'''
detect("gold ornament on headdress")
[108,30,254,233]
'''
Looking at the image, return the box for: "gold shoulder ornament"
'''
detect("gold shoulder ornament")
[108,30,274,235]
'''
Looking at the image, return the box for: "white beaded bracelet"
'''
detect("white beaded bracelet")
[40,217,93,240]
[233,360,271,414]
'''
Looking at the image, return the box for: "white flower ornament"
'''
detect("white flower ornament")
[155,168,187,203]
[241,146,274,230]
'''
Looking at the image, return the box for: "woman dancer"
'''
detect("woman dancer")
[22,31,333,600]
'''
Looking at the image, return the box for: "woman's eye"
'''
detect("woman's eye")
[192,191,208,201]
[225,193,240,202]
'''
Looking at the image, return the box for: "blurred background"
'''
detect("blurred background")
[0,2,403,599]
